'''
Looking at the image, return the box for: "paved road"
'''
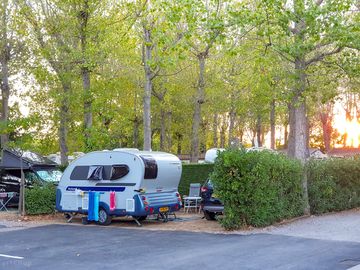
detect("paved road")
[0,224,360,270]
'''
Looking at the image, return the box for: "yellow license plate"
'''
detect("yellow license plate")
[159,207,169,213]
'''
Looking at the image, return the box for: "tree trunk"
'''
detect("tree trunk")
[167,111,172,151]
[284,122,288,147]
[133,87,139,148]
[200,119,207,155]
[288,67,309,160]
[79,0,92,150]
[288,0,309,161]
[153,89,167,151]
[288,80,310,216]
[82,68,92,147]
[212,113,218,147]
[160,108,166,151]
[256,114,262,147]
[190,54,206,162]
[0,51,10,148]
[270,99,276,149]
[176,133,182,155]
[239,128,243,143]
[143,26,153,151]
[133,116,140,148]
[228,109,236,147]
[59,80,70,165]
[0,0,10,147]
[220,127,225,148]
[320,107,333,152]
[287,0,311,215]
[251,129,256,147]
[321,114,332,152]
[288,61,310,215]
[220,117,227,148]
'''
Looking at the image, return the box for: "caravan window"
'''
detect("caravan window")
[140,155,158,179]
[87,166,104,180]
[70,165,129,180]
[70,166,89,180]
[110,165,129,180]
[70,166,104,180]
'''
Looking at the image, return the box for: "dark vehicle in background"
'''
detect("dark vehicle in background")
[200,179,224,220]
[0,149,62,206]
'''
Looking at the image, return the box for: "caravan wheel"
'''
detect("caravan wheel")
[98,207,112,226]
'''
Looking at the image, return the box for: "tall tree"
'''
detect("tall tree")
[261,0,358,214]
[142,0,153,151]
[319,103,334,152]
[77,0,93,150]
[21,0,80,165]
[138,0,184,151]
[180,0,228,162]
[74,0,109,150]
[0,0,19,147]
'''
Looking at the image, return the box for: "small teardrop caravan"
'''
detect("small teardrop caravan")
[56,149,182,225]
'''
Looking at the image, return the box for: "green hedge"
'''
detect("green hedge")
[211,149,304,230]
[23,157,360,220]
[178,163,214,196]
[308,158,360,214]
[25,184,57,215]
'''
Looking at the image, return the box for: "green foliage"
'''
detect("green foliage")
[5,0,359,166]
[178,163,214,196]
[211,149,303,230]
[25,184,56,215]
[308,158,360,214]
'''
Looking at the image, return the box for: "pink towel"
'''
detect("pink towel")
[110,191,116,211]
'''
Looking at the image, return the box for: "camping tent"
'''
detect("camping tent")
[0,148,58,170]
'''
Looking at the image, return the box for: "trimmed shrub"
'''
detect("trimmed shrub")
[25,183,56,215]
[211,148,304,230]
[178,163,214,196]
[308,158,360,214]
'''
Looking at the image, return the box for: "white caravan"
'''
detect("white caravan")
[204,148,225,163]
[56,149,182,225]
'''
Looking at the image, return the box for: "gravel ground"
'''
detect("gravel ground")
[0,211,50,232]
[1,208,360,243]
[256,208,360,243]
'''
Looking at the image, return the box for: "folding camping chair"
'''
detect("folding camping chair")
[183,183,202,213]
[0,192,14,212]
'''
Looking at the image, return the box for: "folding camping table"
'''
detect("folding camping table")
[0,192,15,212]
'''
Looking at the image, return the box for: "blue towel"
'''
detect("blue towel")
[94,192,100,222]
[87,191,100,222]
[88,192,95,221]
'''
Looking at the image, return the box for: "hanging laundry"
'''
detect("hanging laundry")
[94,192,100,222]
[110,192,116,211]
[88,191,95,221]
[88,191,100,222]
